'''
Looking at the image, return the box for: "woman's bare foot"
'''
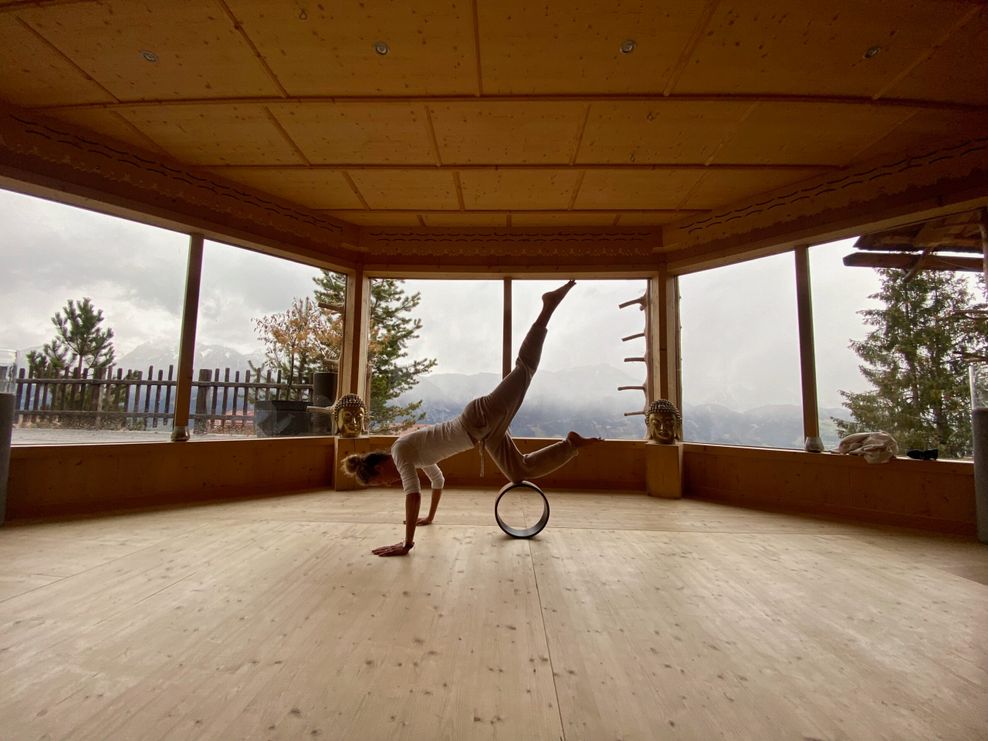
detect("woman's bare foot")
[535,280,576,327]
[542,280,576,312]
[567,431,602,449]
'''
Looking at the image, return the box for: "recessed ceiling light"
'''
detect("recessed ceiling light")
[863,45,881,59]
[620,39,636,54]
[298,9,308,21]
[373,41,390,56]
[140,50,158,63]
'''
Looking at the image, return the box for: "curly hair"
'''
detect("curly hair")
[340,450,391,485]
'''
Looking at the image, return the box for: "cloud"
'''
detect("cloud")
[1,186,890,413]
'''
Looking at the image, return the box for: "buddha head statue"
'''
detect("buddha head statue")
[645,399,681,445]
[333,393,367,437]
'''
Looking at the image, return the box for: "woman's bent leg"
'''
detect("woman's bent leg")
[486,432,579,483]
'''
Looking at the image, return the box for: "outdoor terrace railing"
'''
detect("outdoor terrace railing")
[11,365,314,434]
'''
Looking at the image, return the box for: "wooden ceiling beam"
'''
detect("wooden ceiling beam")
[36,93,988,114]
[206,163,838,172]
[856,240,984,253]
[842,252,983,272]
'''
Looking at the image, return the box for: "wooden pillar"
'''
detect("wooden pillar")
[794,246,824,452]
[502,279,512,378]
[339,268,371,400]
[978,206,988,297]
[650,269,680,407]
[170,233,204,442]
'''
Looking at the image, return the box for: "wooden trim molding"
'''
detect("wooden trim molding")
[0,103,362,268]
[665,136,988,273]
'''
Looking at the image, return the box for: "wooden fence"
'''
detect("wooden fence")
[11,365,317,434]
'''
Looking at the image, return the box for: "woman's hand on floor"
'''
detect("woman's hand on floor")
[372,541,414,557]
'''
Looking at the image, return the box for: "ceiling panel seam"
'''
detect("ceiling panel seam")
[15,15,118,103]
[663,0,722,96]
[264,106,310,165]
[872,4,984,102]
[216,0,289,98]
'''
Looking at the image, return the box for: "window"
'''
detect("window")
[0,188,187,444]
[387,279,502,433]
[510,279,649,440]
[193,241,343,438]
[679,254,802,449]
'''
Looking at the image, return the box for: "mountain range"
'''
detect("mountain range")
[399,365,850,449]
[11,341,851,448]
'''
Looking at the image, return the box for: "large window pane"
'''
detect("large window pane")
[0,188,187,444]
[680,254,802,448]
[809,239,882,449]
[811,238,985,458]
[510,279,649,440]
[193,241,343,438]
[390,279,501,433]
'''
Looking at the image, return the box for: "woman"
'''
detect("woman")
[341,280,600,557]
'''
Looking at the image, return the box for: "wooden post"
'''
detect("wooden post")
[651,269,680,408]
[194,369,211,434]
[502,278,512,378]
[794,246,824,452]
[339,268,371,400]
[171,234,204,442]
[978,206,988,298]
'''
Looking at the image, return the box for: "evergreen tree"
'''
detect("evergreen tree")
[836,269,988,458]
[313,274,437,432]
[251,297,341,400]
[29,297,117,421]
[32,297,115,376]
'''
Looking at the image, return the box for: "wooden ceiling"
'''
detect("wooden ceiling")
[1,0,987,259]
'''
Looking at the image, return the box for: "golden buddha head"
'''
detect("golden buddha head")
[333,394,367,437]
[645,399,681,445]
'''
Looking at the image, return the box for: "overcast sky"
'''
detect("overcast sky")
[0,186,885,409]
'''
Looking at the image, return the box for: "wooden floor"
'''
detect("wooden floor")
[1,490,986,741]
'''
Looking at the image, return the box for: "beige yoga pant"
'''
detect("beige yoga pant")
[459,322,578,483]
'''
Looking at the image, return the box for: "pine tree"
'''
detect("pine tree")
[836,269,988,458]
[35,297,116,375]
[313,274,437,432]
[250,297,341,401]
[29,297,117,421]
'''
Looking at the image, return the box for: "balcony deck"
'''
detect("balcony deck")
[2,489,985,740]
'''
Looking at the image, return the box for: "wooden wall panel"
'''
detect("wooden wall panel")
[512,212,618,227]
[671,0,974,98]
[51,109,162,152]
[348,170,459,210]
[324,211,421,226]
[682,444,976,535]
[208,168,365,210]
[430,101,586,164]
[225,0,477,96]
[883,8,988,105]
[0,15,114,106]
[19,0,278,100]
[616,211,692,226]
[711,103,917,165]
[460,170,582,210]
[577,101,753,164]
[6,438,337,520]
[271,103,436,164]
[476,1,710,94]
[575,169,705,210]
[119,105,304,165]
[423,213,508,227]
[854,110,988,164]
[335,436,649,492]
[680,168,826,210]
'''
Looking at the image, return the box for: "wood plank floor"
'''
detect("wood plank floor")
[1,490,986,740]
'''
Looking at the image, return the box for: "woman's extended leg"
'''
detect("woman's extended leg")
[460,281,575,444]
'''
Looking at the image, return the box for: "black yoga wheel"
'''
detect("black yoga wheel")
[494,480,550,538]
